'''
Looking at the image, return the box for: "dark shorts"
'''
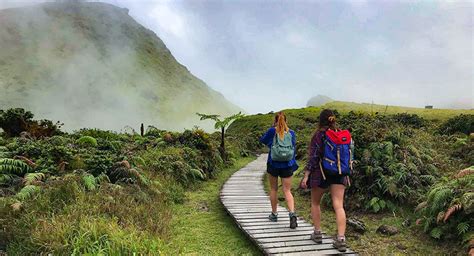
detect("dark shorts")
[318,175,348,189]
[267,164,293,178]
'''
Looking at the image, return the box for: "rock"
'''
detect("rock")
[396,243,408,250]
[197,202,209,212]
[376,224,399,235]
[402,219,411,227]
[347,218,367,234]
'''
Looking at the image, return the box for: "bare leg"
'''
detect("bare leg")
[311,187,326,231]
[268,175,278,213]
[281,176,295,212]
[330,184,346,237]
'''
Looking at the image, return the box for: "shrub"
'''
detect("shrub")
[438,114,474,135]
[76,136,98,147]
[416,167,474,245]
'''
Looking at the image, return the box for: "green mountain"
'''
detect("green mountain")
[306,94,333,107]
[0,1,240,131]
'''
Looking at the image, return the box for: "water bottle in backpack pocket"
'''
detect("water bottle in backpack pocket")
[271,132,294,162]
[320,129,353,178]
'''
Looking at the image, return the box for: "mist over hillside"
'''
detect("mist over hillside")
[0,1,240,131]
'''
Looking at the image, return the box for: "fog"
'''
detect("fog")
[102,0,473,112]
[0,0,472,125]
[0,1,239,131]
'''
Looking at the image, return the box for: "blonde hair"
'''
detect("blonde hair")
[274,112,289,139]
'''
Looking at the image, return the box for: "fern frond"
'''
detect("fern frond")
[16,185,40,201]
[456,222,469,235]
[95,173,110,184]
[415,201,427,212]
[455,167,474,179]
[430,227,442,239]
[0,174,14,185]
[82,174,97,191]
[436,211,445,223]
[443,204,462,222]
[11,201,22,211]
[13,155,36,168]
[190,168,205,180]
[0,158,32,175]
[24,172,45,185]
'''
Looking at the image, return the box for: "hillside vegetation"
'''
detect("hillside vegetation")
[0,108,252,254]
[228,102,474,254]
[0,2,240,131]
[323,101,473,120]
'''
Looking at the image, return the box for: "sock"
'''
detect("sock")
[314,229,322,234]
[337,235,345,241]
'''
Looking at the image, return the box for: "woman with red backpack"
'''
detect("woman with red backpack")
[300,109,354,252]
[260,112,299,229]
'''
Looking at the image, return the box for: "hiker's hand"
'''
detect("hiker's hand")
[300,177,308,189]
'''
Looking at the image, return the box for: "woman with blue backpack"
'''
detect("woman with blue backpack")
[300,109,354,252]
[259,111,299,229]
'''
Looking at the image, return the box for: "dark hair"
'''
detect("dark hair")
[318,109,337,131]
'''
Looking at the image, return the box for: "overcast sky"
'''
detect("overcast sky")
[1,0,473,112]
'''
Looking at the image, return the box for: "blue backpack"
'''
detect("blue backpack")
[320,129,353,179]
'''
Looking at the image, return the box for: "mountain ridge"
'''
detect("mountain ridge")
[0,1,240,131]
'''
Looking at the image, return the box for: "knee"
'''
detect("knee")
[332,202,344,212]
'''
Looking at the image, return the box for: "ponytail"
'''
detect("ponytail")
[274,112,289,139]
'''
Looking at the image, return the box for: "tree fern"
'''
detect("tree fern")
[16,185,40,201]
[0,158,32,175]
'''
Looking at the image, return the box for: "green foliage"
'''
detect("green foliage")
[0,108,62,138]
[81,173,97,191]
[438,114,474,135]
[0,158,32,175]
[417,168,474,244]
[391,113,426,128]
[16,185,41,201]
[24,172,46,185]
[76,136,98,147]
[0,108,34,137]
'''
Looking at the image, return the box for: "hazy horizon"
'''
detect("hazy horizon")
[1,0,473,113]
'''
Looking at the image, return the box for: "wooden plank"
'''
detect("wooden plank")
[251,230,314,239]
[265,244,337,254]
[241,223,313,230]
[248,226,314,234]
[260,238,334,248]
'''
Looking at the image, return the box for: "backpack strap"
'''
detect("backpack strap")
[319,130,327,180]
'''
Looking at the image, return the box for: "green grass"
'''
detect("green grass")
[163,156,261,255]
[323,101,473,120]
[262,168,465,256]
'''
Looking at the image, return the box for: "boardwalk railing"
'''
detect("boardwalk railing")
[220,155,356,255]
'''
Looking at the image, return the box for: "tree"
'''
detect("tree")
[196,112,244,159]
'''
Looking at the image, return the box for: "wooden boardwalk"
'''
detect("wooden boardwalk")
[220,155,356,255]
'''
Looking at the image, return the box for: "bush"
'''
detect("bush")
[439,114,474,135]
[76,136,98,147]
[0,108,62,138]
[416,167,473,245]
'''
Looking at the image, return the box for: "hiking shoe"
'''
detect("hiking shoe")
[310,230,323,244]
[333,237,347,252]
[268,212,278,222]
[289,212,298,229]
